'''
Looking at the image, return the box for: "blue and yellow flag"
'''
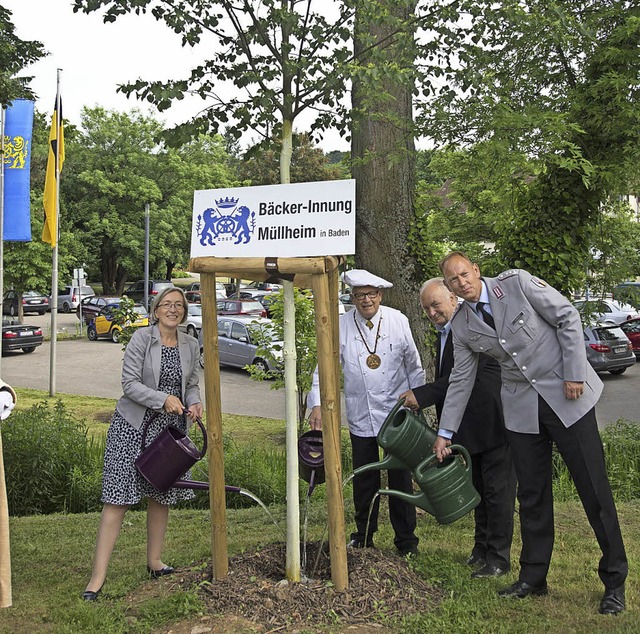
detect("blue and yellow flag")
[42,97,65,247]
[3,99,34,241]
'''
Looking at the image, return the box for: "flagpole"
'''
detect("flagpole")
[0,106,5,379]
[49,69,62,397]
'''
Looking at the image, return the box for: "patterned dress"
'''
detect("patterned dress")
[102,345,195,505]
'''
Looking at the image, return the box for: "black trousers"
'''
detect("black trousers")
[469,443,517,569]
[507,398,628,588]
[350,433,418,550]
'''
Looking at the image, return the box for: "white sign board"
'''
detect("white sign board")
[190,179,355,258]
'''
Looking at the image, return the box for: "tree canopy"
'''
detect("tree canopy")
[0,5,46,106]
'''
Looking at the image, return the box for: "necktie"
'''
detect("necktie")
[476,301,496,330]
[365,320,374,330]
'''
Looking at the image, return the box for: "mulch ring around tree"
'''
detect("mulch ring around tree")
[126,542,445,633]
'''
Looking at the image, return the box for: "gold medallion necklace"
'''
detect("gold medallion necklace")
[354,313,382,369]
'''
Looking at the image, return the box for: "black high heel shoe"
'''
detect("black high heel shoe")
[147,565,175,579]
[81,582,104,601]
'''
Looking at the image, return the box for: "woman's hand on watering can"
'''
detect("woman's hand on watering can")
[308,406,322,431]
[163,394,186,416]
[433,436,452,462]
[185,402,203,421]
[399,389,419,412]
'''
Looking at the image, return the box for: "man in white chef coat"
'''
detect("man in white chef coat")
[308,269,425,556]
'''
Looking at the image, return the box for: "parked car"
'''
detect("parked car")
[3,290,48,316]
[178,303,203,338]
[87,301,149,343]
[619,317,640,360]
[243,281,283,293]
[613,282,640,310]
[2,319,43,354]
[339,293,356,312]
[573,298,640,326]
[76,296,120,324]
[50,285,95,313]
[198,316,282,373]
[123,280,174,309]
[216,298,267,318]
[583,324,635,375]
[184,281,226,303]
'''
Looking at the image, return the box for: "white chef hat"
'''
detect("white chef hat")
[342,269,393,289]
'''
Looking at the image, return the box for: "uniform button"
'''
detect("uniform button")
[501,339,506,344]
[531,379,536,384]
[522,365,527,370]
[518,319,524,324]
[479,346,484,351]
[512,352,517,357]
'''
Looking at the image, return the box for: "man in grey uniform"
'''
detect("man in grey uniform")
[433,252,627,615]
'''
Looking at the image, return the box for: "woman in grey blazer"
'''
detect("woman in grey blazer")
[82,287,202,601]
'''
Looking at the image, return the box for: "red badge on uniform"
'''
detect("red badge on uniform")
[493,285,504,299]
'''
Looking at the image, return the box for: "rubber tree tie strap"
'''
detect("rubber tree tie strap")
[264,257,295,282]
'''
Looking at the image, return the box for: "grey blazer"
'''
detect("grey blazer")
[115,325,202,430]
[440,269,603,434]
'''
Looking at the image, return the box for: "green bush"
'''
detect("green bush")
[552,420,640,501]
[1,401,103,515]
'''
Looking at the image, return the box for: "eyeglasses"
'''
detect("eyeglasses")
[352,290,380,301]
[157,302,185,311]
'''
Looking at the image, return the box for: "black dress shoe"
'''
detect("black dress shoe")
[466,553,486,568]
[81,584,103,601]
[471,563,509,578]
[498,580,548,598]
[398,545,419,557]
[347,538,374,549]
[599,585,625,615]
[147,565,175,579]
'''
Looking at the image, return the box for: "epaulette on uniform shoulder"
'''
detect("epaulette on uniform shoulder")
[497,269,519,280]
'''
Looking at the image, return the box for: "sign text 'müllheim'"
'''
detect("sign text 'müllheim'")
[257,198,352,240]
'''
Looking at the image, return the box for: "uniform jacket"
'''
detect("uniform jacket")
[412,330,506,455]
[440,269,603,434]
[308,306,425,437]
[115,325,201,430]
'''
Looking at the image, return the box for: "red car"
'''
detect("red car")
[619,317,640,360]
[216,298,266,318]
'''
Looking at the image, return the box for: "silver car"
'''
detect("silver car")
[583,324,635,375]
[177,303,203,338]
[198,315,282,373]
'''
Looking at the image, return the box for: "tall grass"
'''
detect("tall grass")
[3,399,639,516]
[553,420,640,500]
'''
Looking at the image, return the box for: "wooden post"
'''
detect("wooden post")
[312,272,348,590]
[201,273,228,579]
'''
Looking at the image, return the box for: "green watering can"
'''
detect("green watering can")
[354,398,438,474]
[352,398,479,525]
[379,445,480,525]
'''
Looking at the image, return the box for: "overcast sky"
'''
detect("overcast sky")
[5,0,349,150]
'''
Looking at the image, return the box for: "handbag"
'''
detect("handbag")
[135,412,207,492]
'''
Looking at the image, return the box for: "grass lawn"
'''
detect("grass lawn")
[2,389,638,632]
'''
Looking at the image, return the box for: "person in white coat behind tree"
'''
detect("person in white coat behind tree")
[0,379,17,608]
[307,269,424,556]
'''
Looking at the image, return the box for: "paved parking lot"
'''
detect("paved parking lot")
[2,311,639,427]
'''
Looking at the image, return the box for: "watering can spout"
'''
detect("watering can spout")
[379,489,436,516]
[352,453,407,477]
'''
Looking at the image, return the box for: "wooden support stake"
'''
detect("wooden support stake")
[201,273,229,579]
[311,271,348,591]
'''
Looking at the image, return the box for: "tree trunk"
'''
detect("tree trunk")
[351,0,430,365]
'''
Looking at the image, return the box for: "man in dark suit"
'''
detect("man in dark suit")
[433,252,627,615]
[400,278,516,578]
